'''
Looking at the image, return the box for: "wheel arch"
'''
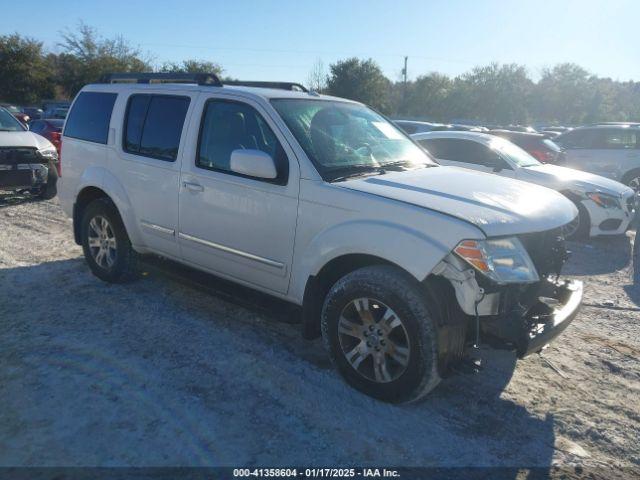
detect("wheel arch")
[621,167,640,188]
[72,168,141,247]
[301,253,402,339]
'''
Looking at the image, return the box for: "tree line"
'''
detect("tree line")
[2,25,639,125]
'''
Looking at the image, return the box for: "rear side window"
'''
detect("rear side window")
[64,92,117,144]
[123,94,190,161]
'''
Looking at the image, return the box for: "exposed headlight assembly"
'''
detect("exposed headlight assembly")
[37,147,58,162]
[586,192,620,209]
[454,237,539,284]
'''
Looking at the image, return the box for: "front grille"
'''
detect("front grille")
[0,147,39,166]
[518,227,566,278]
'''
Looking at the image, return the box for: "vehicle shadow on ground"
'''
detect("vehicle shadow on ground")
[0,191,40,208]
[0,257,562,476]
[564,234,633,276]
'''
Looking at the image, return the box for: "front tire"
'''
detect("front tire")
[36,164,58,200]
[81,198,139,283]
[321,265,440,403]
[562,201,590,240]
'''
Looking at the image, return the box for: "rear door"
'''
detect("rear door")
[109,91,194,258]
[177,94,300,294]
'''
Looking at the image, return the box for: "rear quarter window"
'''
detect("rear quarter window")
[64,92,117,144]
[123,94,190,162]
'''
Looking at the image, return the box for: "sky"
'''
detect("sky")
[2,0,639,84]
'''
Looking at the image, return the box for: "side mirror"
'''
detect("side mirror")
[230,149,277,179]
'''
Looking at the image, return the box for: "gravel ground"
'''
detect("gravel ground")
[0,195,639,477]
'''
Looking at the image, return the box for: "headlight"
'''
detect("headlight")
[586,192,620,209]
[37,147,58,162]
[454,237,539,284]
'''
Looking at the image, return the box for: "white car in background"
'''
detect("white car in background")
[413,131,636,239]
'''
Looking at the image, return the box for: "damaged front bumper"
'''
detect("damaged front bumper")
[0,163,49,190]
[482,278,583,357]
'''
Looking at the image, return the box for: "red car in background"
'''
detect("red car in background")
[29,119,64,175]
[489,129,566,164]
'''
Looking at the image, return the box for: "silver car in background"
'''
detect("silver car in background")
[554,124,640,192]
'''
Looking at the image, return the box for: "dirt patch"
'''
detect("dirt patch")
[0,197,638,478]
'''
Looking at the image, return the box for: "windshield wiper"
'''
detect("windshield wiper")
[380,160,438,171]
[328,165,387,182]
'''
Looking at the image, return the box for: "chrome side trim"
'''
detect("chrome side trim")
[178,232,284,269]
[140,221,175,236]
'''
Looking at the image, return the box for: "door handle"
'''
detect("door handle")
[182,181,204,193]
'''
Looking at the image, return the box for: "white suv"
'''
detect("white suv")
[59,73,583,403]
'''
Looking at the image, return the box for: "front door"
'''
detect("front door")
[177,96,299,294]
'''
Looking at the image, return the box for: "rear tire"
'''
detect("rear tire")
[81,198,139,283]
[321,265,440,403]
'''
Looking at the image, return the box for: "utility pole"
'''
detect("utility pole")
[402,56,408,114]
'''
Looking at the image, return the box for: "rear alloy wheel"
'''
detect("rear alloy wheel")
[87,216,118,270]
[322,265,440,403]
[81,198,138,283]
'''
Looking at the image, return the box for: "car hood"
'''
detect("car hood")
[0,131,53,150]
[519,164,634,197]
[339,166,577,237]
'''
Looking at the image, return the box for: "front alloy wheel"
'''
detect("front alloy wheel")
[321,265,440,403]
[627,175,640,193]
[338,298,410,383]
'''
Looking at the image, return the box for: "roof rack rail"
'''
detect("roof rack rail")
[224,80,308,92]
[99,72,222,86]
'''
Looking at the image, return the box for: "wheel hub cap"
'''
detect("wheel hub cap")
[338,298,411,384]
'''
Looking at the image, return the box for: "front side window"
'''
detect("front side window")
[64,92,117,144]
[197,100,289,184]
[593,128,638,149]
[271,99,434,181]
[123,94,190,161]
[0,107,26,132]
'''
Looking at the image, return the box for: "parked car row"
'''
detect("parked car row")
[396,119,640,194]
[412,131,635,239]
[0,106,59,199]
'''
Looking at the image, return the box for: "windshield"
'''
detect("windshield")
[489,138,540,167]
[0,108,26,132]
[271,99,435,181]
